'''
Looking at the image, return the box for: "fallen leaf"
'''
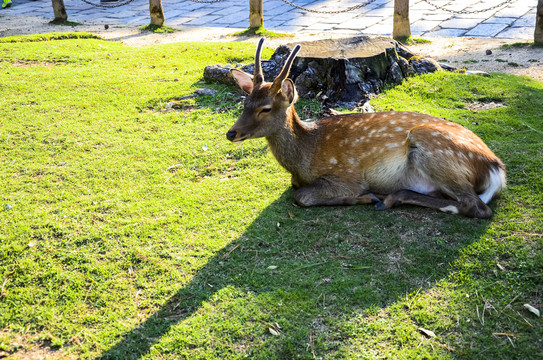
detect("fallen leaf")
[418,327,436,338]
[288,211,295,219]
[267,265,278,270]
[523,303,540,317]
[268,327,280,336]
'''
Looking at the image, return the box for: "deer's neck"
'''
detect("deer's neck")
[266,106,317,181]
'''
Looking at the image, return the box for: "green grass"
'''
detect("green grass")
[0,32,101,43]
[1,34,542,359]
[500,42,543,49]
[139,24,176,33]
[399,37,432,45]
[232,26,293,38]
[48,19,81,27]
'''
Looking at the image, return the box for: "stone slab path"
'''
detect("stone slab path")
[1,0,539,39]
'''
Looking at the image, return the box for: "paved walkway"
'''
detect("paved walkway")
[2,0,539,39]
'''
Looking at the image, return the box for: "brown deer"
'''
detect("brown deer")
[226,38,506,218]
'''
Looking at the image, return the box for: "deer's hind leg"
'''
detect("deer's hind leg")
[376,189,492,218]
[294,175,381,207]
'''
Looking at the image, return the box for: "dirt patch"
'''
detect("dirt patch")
[464,101,506,111]
[11,59,62,67]
[0,332,70,360]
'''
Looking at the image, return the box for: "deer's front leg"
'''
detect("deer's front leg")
[293,176,380,207]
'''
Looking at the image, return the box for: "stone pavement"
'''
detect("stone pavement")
[1,0,539,39]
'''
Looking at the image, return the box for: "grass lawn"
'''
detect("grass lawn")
[0,34,542,359]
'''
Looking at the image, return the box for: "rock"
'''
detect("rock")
[465,70,491,77]
[195,88,217,96]
[486,49,493,55]
[203,64,236,86]
[359,101,375,113]
[439,63,458,72]
[410,57,442,75]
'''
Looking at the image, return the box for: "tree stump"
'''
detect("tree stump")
[204,36,445,108]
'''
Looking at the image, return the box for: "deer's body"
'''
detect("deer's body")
[227,39,506,218]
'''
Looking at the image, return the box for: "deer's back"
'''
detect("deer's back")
[308,111,503,194]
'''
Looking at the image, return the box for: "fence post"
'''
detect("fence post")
[393,0,410,42]
[250,0,263,28]
[536,0,543,44]
[149,0,165,26]
[51,0,68,21]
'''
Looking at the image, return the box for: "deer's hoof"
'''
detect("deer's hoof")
[374,201,388,211]
[369,193,381,204]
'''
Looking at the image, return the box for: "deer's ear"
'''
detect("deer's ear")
[230,69,254,94]
[281,78,298,104]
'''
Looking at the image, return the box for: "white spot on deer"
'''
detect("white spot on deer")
[432,132,440,137]
[379,148,384,153]
[437,149,444,154]
[469,152,474,159]
[458,152,466,159]
[371,147,377,153]
[440,205,459,214]
[326,135,331,140]
[422,119,429,123]
[369,130,376,137]
[445,149,454,156]
[395,127,404,132]
[329,157,337,164]
[477,155,485,161]
[347,169,353,173]
[378,127,387,133]
[390,120,397,125]
[444,134,452,140]
[348,158,355,164]
[386,143,399,149]
[401,115,408,119]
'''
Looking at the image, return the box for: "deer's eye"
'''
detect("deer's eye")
[260,107,272,114]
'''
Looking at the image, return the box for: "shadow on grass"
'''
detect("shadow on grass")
[98,188,491,358]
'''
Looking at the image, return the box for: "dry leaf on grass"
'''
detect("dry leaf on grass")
[523,304,540,317]
[418,327,436,338]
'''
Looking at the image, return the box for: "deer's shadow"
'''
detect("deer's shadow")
[99,190,490,359]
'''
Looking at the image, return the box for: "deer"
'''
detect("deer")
[226,38,506,218]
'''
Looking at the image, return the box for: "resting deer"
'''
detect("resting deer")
[226,38,506,218]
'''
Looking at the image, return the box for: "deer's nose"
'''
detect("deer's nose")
[226,130,237,142]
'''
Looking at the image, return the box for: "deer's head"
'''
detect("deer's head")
[226,38,301,142]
